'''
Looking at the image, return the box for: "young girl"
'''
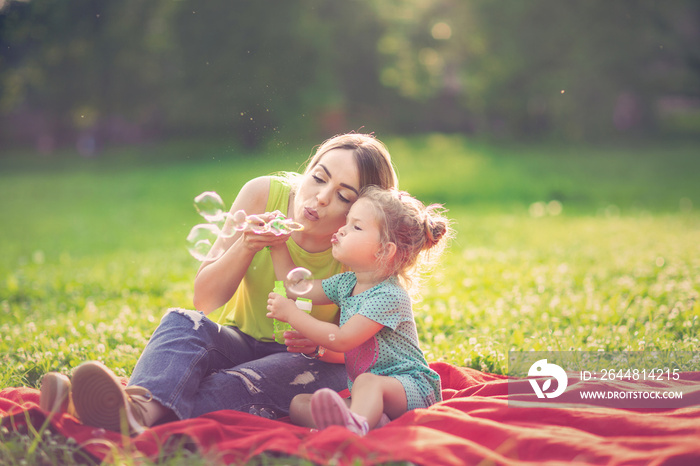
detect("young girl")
[266,186,451,435]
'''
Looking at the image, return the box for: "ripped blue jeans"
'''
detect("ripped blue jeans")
[127,308,347,421]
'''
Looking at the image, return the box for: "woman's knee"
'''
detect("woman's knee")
[289,393,314,427]
[160,308,207,329]
[151,308,226,349]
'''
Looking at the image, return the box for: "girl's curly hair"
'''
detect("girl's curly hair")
[361,186,453,296]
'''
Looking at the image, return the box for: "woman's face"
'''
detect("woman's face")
[294,148,360,241]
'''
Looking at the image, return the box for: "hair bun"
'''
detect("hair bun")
[426,219,446,245]
[423,205,449,249]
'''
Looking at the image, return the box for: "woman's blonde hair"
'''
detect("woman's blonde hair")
[361,186,452,295]
[303,133,398,191]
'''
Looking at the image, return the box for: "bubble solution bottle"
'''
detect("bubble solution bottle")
[272,281,313,343]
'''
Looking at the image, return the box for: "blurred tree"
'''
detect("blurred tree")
[0,0,180,152]
[0,0,389,150]
[369,0,700,139]
[0,0,697,150]
[471,0,698,140]
[160,1,323,147]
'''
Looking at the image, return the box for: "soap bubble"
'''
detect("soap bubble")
[285,267,314,295]
[268,211,304,236]
[216,209,247,238]
[287,220,303,231]
[194,191,227,224]
[218,220,237,239]
[186,224,224,262]
[231,210,249,231]
[188,191,305,261]
[277,219,304,235]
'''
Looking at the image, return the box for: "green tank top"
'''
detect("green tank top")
[220,175,343,341]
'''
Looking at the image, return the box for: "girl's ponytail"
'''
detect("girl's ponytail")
[423,204,450,251]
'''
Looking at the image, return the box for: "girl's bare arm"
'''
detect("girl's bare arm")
[267,293,382,352]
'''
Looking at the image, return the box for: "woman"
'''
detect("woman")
[40,133,398,435]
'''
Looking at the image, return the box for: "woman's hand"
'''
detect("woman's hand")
[239,212,292,253]
[239,228,291,253]
[280,329,319,354]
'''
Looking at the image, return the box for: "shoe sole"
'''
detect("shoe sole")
[310,388,355,430]
[71,362,132,433]
[39,373,70,413]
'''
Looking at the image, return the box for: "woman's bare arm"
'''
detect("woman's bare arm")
[193,176,290,314]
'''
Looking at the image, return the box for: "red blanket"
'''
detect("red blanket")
[2,363,700,465]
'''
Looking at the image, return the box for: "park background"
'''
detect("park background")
[2,0,700,148]
[0,1,699,463]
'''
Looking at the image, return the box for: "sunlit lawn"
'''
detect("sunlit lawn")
[1,134,699,464]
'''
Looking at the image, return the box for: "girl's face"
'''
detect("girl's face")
[330,197,383,271]
[293,148,360,241]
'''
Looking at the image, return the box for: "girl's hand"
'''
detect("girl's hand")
[266,292,293,322]
[266,298,317,353]
[281,329,319,354]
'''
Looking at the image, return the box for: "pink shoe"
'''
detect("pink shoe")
[375,412,391,429]
[310,388,369,436]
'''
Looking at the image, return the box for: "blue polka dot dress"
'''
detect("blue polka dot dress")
[322,272,442,410]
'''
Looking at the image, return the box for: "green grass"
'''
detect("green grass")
[1,134,699,464]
